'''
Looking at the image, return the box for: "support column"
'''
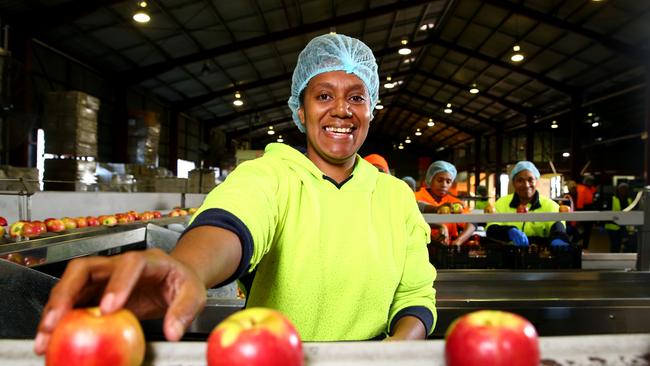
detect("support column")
[169,109,179,175]
[644,64,650,184]
[526,115,534,162]
[114,86,128,163]
[474,134,481,194]
[495,128,503,198]
[570,94,583,180]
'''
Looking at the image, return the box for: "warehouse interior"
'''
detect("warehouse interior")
[0,1,650,362]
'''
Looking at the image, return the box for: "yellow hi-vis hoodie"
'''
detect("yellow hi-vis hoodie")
[188,143,436,341]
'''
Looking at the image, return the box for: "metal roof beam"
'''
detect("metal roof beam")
[414,70,535,117]
[208,100,288,127]
[401,90,499,129]
[483,0,645,61]
[228,117,294,138]
[10,0,129,31]
[120,0,433,84]
[391,102,474,136]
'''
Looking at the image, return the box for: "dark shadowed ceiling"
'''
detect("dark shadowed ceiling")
[1,0,648,153]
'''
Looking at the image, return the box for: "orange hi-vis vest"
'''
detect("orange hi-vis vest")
[414,187,467,239]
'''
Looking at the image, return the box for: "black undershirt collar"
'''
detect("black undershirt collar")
[509,190,542,211]
[322,174,354,189]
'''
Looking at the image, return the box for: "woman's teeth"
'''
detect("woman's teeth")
[325,126,352,134]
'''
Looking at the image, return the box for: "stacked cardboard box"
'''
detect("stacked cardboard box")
[154,177,187,193]
[187,169,218,193]
[0,165,39,192]
[127,111,160,166]
[125,164,172,192]
[44,91,100,158]
[43,159,97,191]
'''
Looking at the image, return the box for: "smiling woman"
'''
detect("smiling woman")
[34,34,437,357]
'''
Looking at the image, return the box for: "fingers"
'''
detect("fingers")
[34,256,112,355]
[163,266,207,341]
[100,251,149,314]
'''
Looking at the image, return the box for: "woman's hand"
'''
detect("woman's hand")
[34,248,207,355]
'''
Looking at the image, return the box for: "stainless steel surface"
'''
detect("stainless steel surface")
[582,252,638,270]
[423,210,644,225]
[433,270,650,337]
[0,260,57,338]
[2,334,650,365]
[638,187,650,270]
[145,223,182,253]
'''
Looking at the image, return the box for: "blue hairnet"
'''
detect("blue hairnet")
[288,33,379,133]
[510,161,540,181]
[426,160,457,187]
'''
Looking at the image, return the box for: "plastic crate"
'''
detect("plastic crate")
[427,237,581,270]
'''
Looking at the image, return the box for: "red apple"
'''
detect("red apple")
[127,210,140,221]
[31,221,47,235]
[168,209,181,217]
[140,211,155,221]
[75,217,88,228]
[61,217,78,230]
[207,307,304,366]
[116,213,130,225]
[45,307,145,366]
[21,222,41,238]
[152,211,162,219]
[516,204,529,213]
[0,216,7,226]
[45,218,66,233]
[3,252,24,265]
[9,221,26,238]
[86,216,100,227]
[98,215,117,227]
[445,310,539,366]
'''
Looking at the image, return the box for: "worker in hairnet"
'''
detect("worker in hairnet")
[415,160,476,245]
[364,153,390,174]
[486,161,570,247]
[34,33,436,354]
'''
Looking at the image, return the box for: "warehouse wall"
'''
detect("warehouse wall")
[3,38,204,171]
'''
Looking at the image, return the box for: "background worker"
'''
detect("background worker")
[363,153,390,174]
[604,182,637,253]
[415,160,475,245]
[486,161,570,247]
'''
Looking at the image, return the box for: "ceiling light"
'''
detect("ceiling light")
[233,91,243,106]
[444,103,453,114]
[405,136,412,144]
[398,39,411,55]
[562,152,570,158]
[267,126,275,135]
[436,146,445,152]
[133,1,151,23]
[469,83,479,94]
[398,143,404,150]
[510,45,524,62]
[375,100,384,110]
[277,135,284,143]
[551,120,558,129]
[384,76,395,89]
[415,128,422,136]
[427,118,435,127]
[419,23,435,31]
[591,122,599,127]
[587,112,593,117]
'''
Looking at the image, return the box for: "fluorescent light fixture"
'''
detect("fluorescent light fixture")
[510,45,524,62]
[398,39,411,55]
[133,1,150,23]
